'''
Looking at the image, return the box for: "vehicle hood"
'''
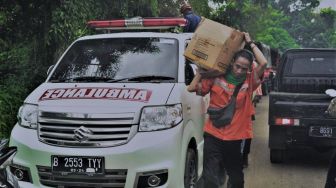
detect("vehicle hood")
[25,83,175,113]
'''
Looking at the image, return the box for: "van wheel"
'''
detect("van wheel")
[270,149,284,163]
[184,148,197,188]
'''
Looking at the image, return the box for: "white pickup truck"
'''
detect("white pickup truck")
[8,18,208,188]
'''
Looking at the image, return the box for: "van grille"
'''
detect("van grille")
[37,166,127,188]
[38,111,136,147]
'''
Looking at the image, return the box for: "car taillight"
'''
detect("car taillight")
[87,17,187,30]
[275,117,300,126]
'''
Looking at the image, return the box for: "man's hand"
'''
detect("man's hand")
[244,32,252,43]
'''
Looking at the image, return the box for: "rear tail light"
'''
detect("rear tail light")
[275,117,300,126]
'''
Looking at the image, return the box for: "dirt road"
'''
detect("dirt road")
[243,96,333,188]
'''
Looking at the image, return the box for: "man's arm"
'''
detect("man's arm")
[244,33,267,78]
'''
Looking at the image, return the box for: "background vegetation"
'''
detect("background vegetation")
[0,0,335,137]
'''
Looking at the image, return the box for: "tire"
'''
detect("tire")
[270,149,285,163]
[184,148,197,188]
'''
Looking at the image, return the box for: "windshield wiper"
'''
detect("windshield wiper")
[49,76,113,83]
[107,75,175,83]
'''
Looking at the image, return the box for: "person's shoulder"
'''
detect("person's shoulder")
[184,13,194,19]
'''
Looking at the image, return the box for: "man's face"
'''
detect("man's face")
[232,57,250,78]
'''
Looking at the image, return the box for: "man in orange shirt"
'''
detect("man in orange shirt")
[188,33,267,188]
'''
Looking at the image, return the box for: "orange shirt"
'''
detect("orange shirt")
[196,68,261,140]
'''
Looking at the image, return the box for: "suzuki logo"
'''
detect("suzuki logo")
[73,126,93,142]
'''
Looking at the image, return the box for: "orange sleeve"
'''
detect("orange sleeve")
[195,78,214,96]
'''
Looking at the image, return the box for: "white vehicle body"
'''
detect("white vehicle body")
[8,32,208,188]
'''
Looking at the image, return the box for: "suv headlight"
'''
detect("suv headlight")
[17,104,38,129]
[139,104,183,132]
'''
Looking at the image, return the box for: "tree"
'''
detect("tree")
[270,0,320,15]
[210,0,299,51]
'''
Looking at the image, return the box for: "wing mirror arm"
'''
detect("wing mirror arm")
[47,65,55,76]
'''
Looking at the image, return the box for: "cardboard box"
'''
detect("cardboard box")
[184,18,245,73]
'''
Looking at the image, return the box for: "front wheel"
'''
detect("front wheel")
[184,148,197,188]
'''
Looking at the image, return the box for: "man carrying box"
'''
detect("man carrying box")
[187,33,267,188]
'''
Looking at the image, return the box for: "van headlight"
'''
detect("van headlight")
[139,104,183,132]
[17,104,38,129]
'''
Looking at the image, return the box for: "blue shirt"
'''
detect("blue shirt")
[183,11,201,32]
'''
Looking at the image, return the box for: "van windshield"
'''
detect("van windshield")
[48,37,179,83]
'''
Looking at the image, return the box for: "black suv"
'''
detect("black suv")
[268,48,336,163]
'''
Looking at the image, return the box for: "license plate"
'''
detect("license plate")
[309,126,336,138]
[52,156,104,174]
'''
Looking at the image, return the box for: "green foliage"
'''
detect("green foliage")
[0,77,30,138]
[0,42,39,137]
[283,7,336,48]
[320,8,336,28]
[256,27,299,51]
[48,0,107,50]
[189,0,211,17]
[270,0,320,14]
[150,0,159,17]
[210,1,243,28]
[156,0,180,17]
[210,0,299,51]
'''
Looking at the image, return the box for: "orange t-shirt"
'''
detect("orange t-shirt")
[196,68,261,140]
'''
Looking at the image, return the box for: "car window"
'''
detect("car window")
[285,53,336,76]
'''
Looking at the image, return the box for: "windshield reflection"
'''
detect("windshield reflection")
[49,37,179,83]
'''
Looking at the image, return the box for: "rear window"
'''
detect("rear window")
[285,52,336,76]
[49,37,179,82]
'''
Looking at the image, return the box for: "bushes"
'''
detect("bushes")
[0,77,30,137]
[0,1,111,138]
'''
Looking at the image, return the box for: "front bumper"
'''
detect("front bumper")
[10,123,186,188]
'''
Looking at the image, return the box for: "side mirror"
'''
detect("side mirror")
[47,65,55,75]
[0,139,8,151]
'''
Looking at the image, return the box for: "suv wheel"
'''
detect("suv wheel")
[184,148,197,188]
[270,149,285,163]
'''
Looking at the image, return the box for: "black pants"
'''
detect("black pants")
[242,138,251,159]
[197,133,244,188]
[325,151,336,188]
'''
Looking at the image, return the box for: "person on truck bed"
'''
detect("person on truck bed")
[187,33,267,188]
[180,2,201,32]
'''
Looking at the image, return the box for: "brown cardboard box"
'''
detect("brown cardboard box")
[184,18,245,73]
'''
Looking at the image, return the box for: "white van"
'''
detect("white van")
[8,18,207,188]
